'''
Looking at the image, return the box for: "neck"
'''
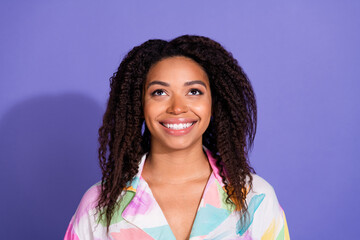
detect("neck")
[143,143,211,184]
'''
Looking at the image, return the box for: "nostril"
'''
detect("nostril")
[167,105,188,114]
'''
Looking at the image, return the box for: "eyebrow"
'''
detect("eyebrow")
[184,80,207,89]
[146,81,170,89]
[147,80,207,89]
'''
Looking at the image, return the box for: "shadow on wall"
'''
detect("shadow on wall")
[0,93,104,239]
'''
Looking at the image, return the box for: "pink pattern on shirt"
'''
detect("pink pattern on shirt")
[205,150,226,188]
[74,184,101,224]
[239,229,253,240]
[111,228,154,240]
[202,175,221,208]
[64,221,80,240]
[122,182,154,216]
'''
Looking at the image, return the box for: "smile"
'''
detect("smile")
[160,122,196,130]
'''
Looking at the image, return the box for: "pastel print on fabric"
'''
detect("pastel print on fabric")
[65,150,290,240]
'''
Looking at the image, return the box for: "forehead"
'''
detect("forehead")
[146,56,209,85]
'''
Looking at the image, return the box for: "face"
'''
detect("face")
[143,56,212,152]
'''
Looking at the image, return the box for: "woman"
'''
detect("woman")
[65,35,290,240]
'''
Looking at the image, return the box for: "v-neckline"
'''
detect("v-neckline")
[139,170,215,240]
[121,149,232,240]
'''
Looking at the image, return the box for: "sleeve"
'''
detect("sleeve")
[64,216,80,240]
[250,175,290,240]
[258,205,290,240]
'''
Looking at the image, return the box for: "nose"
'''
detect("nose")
[166,94,188,115]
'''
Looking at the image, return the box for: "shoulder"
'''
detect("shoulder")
[249,174,277,197]
[246,173,281,213]
[71,182,102,229]
[65,182,105,240]
[75,182,102,217]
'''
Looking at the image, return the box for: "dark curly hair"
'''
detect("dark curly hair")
[97,35,257,229]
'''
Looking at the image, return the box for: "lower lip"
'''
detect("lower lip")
[160,122,196,136]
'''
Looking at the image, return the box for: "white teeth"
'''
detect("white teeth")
[163,122,194,130]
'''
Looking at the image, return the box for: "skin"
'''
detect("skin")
[142,56,213,239]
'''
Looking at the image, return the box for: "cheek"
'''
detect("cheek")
[192,100,212,120]
[143,105,153,123]
[143,100,164,122]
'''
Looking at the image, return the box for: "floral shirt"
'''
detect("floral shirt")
[65,150,290,240]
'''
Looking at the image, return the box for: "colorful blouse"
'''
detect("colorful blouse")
[65,149,290,239]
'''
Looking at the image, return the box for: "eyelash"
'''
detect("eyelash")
[188,88,203,95]
[151,89,167,96]
[150,88,204,96]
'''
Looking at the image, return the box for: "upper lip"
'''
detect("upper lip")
[159,118,197,124]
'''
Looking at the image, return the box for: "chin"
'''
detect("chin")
[154,138,201,152]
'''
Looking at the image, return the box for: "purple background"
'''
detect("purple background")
[1,0,359,239]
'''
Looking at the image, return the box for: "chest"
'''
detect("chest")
[147,178,209,240]
[115,174,245,240]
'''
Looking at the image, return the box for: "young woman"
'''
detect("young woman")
[65,35,290,240]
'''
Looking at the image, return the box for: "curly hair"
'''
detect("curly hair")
[97,35,257,229]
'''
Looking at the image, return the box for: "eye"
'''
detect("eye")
[188,89,203,96]
[151,89,167,96]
